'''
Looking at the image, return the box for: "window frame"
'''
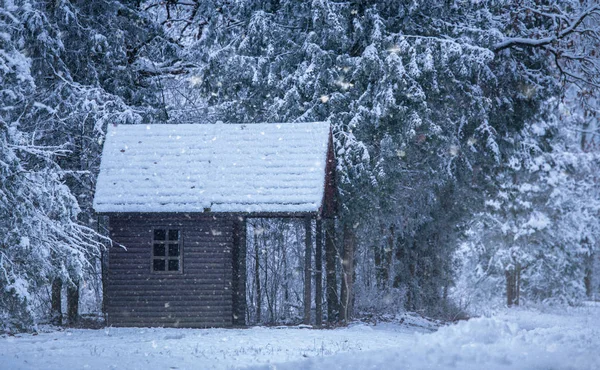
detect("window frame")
[151,227,183,274]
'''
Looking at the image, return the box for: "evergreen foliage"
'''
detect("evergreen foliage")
[0,0,171,330]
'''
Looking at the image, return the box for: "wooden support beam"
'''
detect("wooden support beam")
[340,223,354,323]
[325,218,338,323]
[254,232,261,323]
[315,218,323,327]
[232,217,247,326]
[303,215,312,325]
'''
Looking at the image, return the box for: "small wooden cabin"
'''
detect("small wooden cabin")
[93,122,335,327]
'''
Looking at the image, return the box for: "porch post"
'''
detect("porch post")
[303,215,313,325]
[232,217,247,326]
[315,217,323,327]
[325,218,338,323]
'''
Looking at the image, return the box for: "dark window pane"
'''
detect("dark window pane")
[154,229,166,241]
[168,259,179,271]
[153,243,165,257]
[168,230,179,241]
[168,244,180,257]
[153,259,165,271]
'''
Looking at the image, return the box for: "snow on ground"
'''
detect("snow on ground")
[1,305,599,370]
[260,304,600,370]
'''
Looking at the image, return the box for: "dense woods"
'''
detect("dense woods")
[1,0,600,330]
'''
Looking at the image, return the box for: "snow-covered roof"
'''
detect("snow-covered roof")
[93,122,331,213]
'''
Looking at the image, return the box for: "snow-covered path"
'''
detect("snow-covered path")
[1,305,598,370]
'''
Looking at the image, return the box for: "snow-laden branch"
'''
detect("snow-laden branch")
[493,36,556,51]
[493,5,600,52]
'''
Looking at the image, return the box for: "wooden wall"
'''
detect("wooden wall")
[106,213,246,328]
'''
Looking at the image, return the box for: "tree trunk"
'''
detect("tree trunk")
[315,218,323,327]
[339,223,355,323]
[51,279,62,325]
[584,252,594,298]
[383,225,394,286]
[66,282,79,325]
[374,224,384,288]
[506,262,521,307]
[303,216,312,325]
[325,218,338,323]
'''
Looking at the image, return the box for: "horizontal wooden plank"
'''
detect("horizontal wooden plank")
[107,285,230,291]
[109,306,231,312]
[112,223,232,229]
[107,275,231,282]
[108,318,232,325]
[108,271,229,277]
[109,253,231,260]
[107,286,230,292]
[108,305,232,313]
[107,296,230,303]
[106,293,232,300]
[107,281,229,286]
[108,264,230,271]
[108,312,232,320]
[110,238,233,244]
[111,215,234,221]
[107,270,231,276]
[110,256,231,262]
[108,316,232,323]
[110,228,234,235]
[109,256,231,262]
[106,303,232,317]
[107,278,230,283]
[107,304,232,312]
[107,321,232,328]
[107,287,231,292]
[108,265,230,271]
[107,300,232,308]
[108,313,232,322]
[105,281,231,289]
[109,248,232,255]
[111,241,230,246]
[107,298,230,305]
[108,264,230,272]
[107,280,229,287]
[109,252,232,258]
[107,293,231,300]
[110,215,235,222]
[112,232,233,237]
[108,320,233,329]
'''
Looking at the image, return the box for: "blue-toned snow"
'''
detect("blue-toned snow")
[2,304,599,370]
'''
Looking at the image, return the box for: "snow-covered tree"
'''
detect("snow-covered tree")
[0,2,106,330]
[454,97,600,310]
[0,0,175,330]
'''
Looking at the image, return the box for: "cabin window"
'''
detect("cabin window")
[152,228,182,273]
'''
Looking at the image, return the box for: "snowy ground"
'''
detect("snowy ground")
[1,304,599,370]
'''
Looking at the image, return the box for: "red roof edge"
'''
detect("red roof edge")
[319,127,337,219]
